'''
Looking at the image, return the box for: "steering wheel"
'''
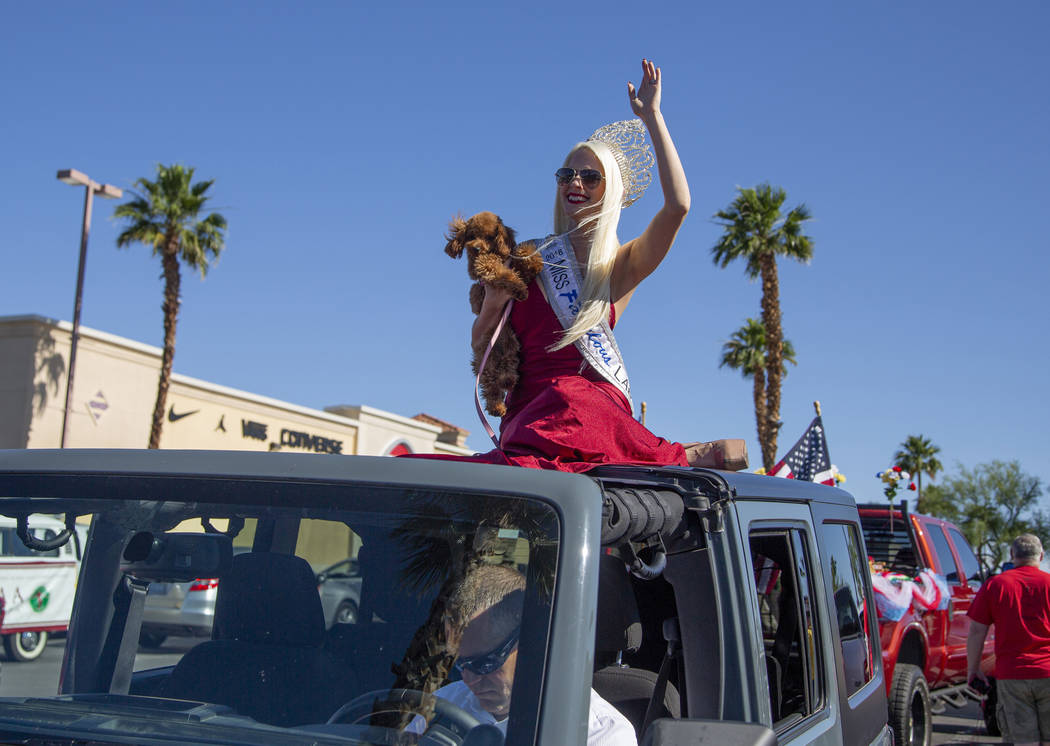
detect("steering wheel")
[327,688,481,742]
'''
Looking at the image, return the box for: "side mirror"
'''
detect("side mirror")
[642,718,777,746]
[122,531,232,583]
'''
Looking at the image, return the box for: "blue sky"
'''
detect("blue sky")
[2,1,1047,506]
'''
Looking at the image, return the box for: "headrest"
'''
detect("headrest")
[595,551,642,655]
[212,552,324,647]
[356,542,431,625]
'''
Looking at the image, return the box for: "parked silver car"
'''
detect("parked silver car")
[315,558,361,626]
[140,552,361,648]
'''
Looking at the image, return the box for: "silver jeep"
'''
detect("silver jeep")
[0,449,890,745]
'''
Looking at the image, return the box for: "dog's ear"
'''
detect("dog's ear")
[496,221,517,258]
[501,219,517,248]
[444,215,468,258]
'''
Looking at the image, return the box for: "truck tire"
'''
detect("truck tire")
[982,678,1001,737]
[890,663,931,746]
[3,630,49,662]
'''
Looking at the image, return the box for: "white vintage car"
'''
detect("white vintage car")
[0,514,88,661]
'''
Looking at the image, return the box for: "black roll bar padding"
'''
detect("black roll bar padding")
[16,512,78,552]
[600,488,684,546]
[629,550,667,580]
[601,487,682,580]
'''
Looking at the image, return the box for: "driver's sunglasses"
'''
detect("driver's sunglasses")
[454,626,521,676]
[555,167,604,189]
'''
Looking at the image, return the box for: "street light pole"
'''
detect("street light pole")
[56,169,122,448]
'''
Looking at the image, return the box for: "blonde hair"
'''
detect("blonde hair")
[548,140,624,351]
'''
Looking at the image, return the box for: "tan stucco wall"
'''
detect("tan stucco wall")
[0,315,472,458]
[0,318,42,448]
[156,375,359,455]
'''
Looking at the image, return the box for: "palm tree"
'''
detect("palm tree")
[719,319,797,460]
[712,184,813,470]
[114,164,227,448]
[894,434,943,512]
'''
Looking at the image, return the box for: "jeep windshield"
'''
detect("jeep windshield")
[0,452,565,746]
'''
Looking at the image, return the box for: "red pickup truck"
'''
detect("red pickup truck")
[859,503,997,745]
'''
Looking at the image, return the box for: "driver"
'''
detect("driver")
[412,564,637,744]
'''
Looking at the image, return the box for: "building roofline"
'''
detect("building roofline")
[325,405,443,435]
[1,315,364,429]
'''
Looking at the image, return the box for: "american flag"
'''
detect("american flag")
[770,416,836,485]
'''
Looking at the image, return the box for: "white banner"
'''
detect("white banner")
[0,561,78,630]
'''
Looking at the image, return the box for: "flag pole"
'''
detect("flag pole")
[814,400,822,416]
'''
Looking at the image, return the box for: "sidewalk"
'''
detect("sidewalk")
[933,700,1001,745]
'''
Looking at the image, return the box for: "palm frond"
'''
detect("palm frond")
[112,163,227,270]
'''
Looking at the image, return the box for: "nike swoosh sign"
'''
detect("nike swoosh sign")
[167,405,200,422]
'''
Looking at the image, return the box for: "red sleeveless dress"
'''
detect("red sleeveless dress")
[414,280,687,473]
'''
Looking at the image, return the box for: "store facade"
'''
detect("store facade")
[0,315,472,458]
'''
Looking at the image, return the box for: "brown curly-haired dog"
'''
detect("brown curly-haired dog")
[445,212,542,418]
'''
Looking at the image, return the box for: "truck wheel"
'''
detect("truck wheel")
[3,630,49,662]
[982,678,1001,737]
[889,663,931,746]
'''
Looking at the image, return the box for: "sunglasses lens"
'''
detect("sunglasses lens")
[580,170,603,188]
[556,168,604,189]
[455,626,520,676]
[455,655,495,676]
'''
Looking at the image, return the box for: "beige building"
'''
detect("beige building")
[0,315,473,458]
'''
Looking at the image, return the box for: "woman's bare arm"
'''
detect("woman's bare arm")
[471,283,513,350]
[611,59,690,317]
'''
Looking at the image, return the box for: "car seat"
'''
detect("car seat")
[322,541,436,694]
[162,552,356,726]
[591,552,680,737]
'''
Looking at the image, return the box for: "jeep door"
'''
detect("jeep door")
[919,516,972,682]
[731,498,839,744]
[811,499,889,746]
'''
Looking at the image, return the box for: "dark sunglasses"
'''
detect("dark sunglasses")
[454,626,520,676]
[555,167,604,189]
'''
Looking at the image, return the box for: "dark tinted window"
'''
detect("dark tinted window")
[927,525,959,582]
[947,528,982,583]
[860,515,918,571]
[821,522,877,697]
[750,529,822,725]
[0,486,559,744]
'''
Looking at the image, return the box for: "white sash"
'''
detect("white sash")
[536,235,633,408]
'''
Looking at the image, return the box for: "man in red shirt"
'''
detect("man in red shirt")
[968,533,1050,745]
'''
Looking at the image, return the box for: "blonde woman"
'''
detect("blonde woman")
[468,59,690,472]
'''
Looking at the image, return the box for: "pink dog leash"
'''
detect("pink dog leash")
[475,300,514,449]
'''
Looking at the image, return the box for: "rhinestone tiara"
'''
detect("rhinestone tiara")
[587,119,654,208]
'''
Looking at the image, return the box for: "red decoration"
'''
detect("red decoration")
[908,483,916,491]
[893,465,902,472]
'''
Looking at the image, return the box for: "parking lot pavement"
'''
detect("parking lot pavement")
[0,636,193,698]
[933,699,1002,744]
